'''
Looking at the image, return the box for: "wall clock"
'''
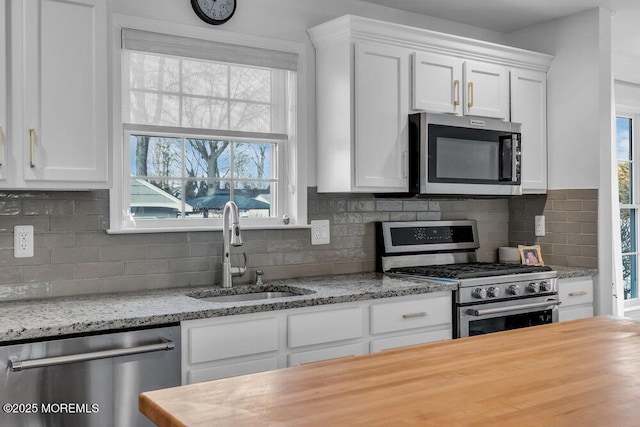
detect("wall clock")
[191,0,236,25]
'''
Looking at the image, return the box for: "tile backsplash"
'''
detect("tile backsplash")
[509,189,598,268]
[0,188,596,301]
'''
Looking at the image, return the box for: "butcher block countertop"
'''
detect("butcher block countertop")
[140,316,639,426]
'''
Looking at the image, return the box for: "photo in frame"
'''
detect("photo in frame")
[518,245,544,266]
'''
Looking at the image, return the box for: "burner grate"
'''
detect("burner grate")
[389,262,552,279]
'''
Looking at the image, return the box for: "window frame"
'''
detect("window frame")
[108,14,307,233]
[617,111,640,307]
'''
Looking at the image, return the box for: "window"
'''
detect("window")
[618,115,637,300]
[110,27,303,232]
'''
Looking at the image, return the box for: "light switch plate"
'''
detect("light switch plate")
[534,215,545,237]
[310,220,330,245]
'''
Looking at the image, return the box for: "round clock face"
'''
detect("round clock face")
[191,0,236,25]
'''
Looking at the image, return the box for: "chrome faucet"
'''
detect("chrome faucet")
[222,201,246,288]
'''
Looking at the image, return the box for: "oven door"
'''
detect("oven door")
[457,295,560,338]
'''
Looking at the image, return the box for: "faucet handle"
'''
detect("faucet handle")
[231,252,247,278]
[256,269,264,286]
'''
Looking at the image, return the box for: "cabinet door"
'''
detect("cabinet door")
[463,61,509,120]
[0,0,7,183]
[354,42,408,191]
[511,69,547,194]
[20,0,108,186]
[412,52,462,114]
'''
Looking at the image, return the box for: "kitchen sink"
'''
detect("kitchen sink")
[189,286,313,304]
[199,291,302,303]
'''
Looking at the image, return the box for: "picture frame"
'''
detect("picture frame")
[518,245,544,266]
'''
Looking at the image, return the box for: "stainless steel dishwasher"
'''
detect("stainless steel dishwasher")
[0,324,181,427]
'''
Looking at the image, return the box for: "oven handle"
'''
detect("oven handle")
[466,299,561,317]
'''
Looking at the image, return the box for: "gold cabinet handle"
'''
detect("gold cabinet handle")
[467,81,474,108]
[568,291,589,297]
[453,80,460,107]
[0,126,4,166]
[29,128,36,168]
[402,312,427,319]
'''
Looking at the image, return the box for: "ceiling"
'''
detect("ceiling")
[359,0,640,57]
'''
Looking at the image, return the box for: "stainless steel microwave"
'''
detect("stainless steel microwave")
[408,113,522,196]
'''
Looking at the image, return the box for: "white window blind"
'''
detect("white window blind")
[121,28,298,71]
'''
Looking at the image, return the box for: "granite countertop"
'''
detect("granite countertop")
[0,273,457,343]
[551,265,599,279]
[0,266,597,344]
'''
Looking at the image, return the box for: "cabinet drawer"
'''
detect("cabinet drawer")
[188,317,279,364]
[370,329,451,353]
[558,278,593,307]
[288,342,367,367]
[288,307,363,348]
[370,295,451,335]
[559,306,594,323]
[187,356,279,384]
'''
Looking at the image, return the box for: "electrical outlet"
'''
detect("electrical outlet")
[14,225,34,258]
[534,215,545,237]
[310,220,330,245]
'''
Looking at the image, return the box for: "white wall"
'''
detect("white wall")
[506,9,606,190]
[507,8,615,315]
[111,0,507,188]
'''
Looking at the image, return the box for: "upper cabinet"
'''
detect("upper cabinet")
[354,42,409,191]
[462,61,510,120]
[3,0,109,190]
[511,69,548,193]
[309,15,553,194]
[413,54,509,120]
[412,53,462,115]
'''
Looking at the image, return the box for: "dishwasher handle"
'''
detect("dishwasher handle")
[8,339,175,372]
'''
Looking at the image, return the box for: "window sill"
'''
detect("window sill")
[106,223,311,234]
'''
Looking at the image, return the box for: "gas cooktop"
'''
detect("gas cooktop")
[388,262,553,280]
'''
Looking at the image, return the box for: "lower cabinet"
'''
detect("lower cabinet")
[558,276,594,322]
[181,292,452,384]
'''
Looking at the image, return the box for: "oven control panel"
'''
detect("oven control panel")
[458,278,557,304]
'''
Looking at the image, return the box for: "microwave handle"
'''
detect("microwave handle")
[499,135,520,182]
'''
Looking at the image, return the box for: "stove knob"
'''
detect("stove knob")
[487,286,501,298]
[540,281,552,292]
[507,284,521,296]
[527,282,540,293]
[472,288,488,299]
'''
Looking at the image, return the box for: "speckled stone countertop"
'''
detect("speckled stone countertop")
[552,266,599,279]
[0,273,457,343]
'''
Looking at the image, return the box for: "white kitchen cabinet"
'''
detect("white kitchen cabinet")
[182,314,283,384]
[558,276,594,322]
[182,292,453,383]
[309,16,552,194]
[5,0,108,189]
[511,69,548,194]
[288,342,367,367]
[312,33,409,193]
[412,52,462,115]
[354,42,409,191]
[369,294,451,334]
[463,61,510,120]
[412,53,509,120]
[288,306,364,348]
[369,292,452,352]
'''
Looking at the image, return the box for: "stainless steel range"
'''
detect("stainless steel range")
[377,220,559,338]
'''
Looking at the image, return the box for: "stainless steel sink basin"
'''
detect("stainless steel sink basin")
[199,291,302,303]
[189,285,313,304]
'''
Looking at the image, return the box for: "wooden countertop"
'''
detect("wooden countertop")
[140,316,640,426]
